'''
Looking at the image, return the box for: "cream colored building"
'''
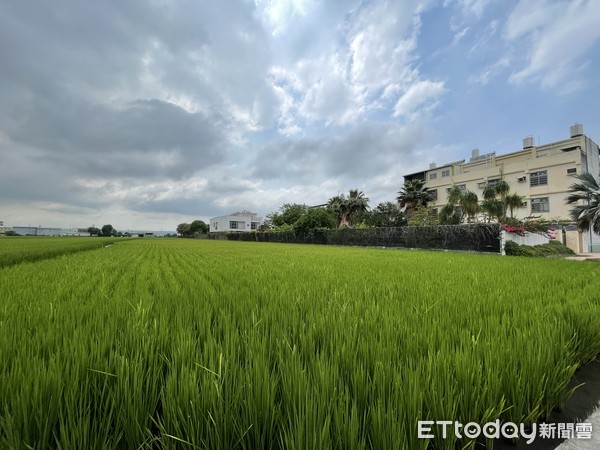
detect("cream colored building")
[404,124,600,222]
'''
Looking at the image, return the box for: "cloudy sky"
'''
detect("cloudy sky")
[1,0,599,230]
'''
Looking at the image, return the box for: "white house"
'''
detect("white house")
[209,210,262,233]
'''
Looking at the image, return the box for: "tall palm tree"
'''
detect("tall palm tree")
[346,189,370,226]
[482,184,497,200]
[494,179,510,219]
[447,185,463,206]
[439,203,459,224]
[481,172,512,221]
[480,198,503,222]
[441,186,479,223]
[566,172,600,234]
[460,191,480,222]
[505,193,525,219]
[327,194,350,228]
[397,179,433,218]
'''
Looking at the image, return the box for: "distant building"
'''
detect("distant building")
[6,226,94,236]
[403,124,600,252]
[404,124,600,222]
[11,226,62,236]
[210,210,262,233]
[0,224,11,235]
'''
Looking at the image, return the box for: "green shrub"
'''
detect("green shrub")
[505,240,526,256]
[505,240,575,257]
[293,208,336,234]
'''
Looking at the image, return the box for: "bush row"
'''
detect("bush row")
[504,240,576,257]
[211,224,502,253]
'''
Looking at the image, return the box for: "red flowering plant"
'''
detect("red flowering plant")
[501,223,527,236]
[502,217,561,240]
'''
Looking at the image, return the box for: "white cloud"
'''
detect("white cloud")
[393,80,446,118]
[254,0,315,36]
[266,1,445,130]
[452,26,470,45]
[453,0,496,19]
[506,0,600,90]
[468,19,498,57]
[0,0,463,229]
[469,57,509,85]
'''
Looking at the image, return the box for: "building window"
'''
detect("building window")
[251,222,258,230]
[430,189,438,201]
[214,223,218,230]
[531,197,549,213]
[567,168,577,175]
[487,178,499,187]
[442,169,450,177]
[530,170,548,187]
[229,221,238,229]
[429,173,437,180]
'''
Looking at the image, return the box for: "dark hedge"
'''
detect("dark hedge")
[210,224,501,253]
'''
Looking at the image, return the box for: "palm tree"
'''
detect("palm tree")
[439,203,459,224]
[440,185,478,223]
[447,185,463,206]
[346,189,370,226]
[327,190,370,227]
[494,179,510,219]
[481,172,513,221]
[460,191,479,222]
[566,172,600,234]
[482,183,497,201]
[505,193,525,219]
[480,198,503,222]
[397,179,433,218]
[327,194,350,228]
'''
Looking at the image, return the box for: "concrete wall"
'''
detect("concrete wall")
[500,230,554,255]
[502,230,551,247]
[565,230,583,253]
[502,228,600,254]
[580,230,600,253]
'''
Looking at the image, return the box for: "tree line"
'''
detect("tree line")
[176,220,208,237]
[87,225,122,237]
[262,189,406,233]
[261,169,600,235]
[172,171,600,238]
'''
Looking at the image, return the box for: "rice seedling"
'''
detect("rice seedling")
[0,236,118,267]
[0,238,599,449]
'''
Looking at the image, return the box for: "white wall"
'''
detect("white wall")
[209,215,261,232]
[500,230,553,255]
[581,230,600,253]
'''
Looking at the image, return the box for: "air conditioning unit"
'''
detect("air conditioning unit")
[517,176,526,182]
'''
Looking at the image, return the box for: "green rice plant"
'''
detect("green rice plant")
[0,236,119,267]
[0,239,599,449]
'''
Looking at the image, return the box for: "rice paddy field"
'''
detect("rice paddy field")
[1,237,599,449]
[0,236,118,268]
